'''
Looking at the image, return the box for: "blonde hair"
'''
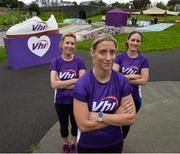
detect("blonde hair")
[61,32,76,43]
[91,34,118,51]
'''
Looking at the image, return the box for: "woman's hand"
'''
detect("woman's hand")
[115,99,134,114]
[89,112,98,122]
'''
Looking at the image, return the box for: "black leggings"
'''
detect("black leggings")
[55,103,77,137]
[77,141,123,153]
[122,98,142,139]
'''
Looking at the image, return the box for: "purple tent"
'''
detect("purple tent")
[105,8,128,27]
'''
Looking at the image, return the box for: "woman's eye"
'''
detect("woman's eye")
[110,51,116,55]
[100,51,106,55]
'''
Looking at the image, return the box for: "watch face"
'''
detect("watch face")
[98,112,103,118]
[98,111,104,121]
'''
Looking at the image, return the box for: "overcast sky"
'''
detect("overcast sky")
[19,0,169,5]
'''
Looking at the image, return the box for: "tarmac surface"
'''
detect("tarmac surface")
[34,81,180,153]
[1,48,180,152]
[36,48,179,153]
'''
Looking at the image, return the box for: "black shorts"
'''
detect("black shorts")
[77,140,123,153]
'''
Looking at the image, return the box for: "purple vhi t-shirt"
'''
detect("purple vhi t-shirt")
[73,70,132,148]
[50,56,86,104]
[115,52,149,100]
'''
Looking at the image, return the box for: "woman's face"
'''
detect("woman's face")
[61,36,76,55]
[127,33,142,52]
[91,41,116,71]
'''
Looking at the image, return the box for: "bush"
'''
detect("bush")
[28,3,40,15]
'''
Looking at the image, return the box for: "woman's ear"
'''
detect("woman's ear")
[126,40,129,47]
[90,48,94,57]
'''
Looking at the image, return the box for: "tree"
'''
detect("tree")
[89,1,97,6]
[156,2,167,9]
[89,0,106,7]
[0,0,25,9]
[167,0,180,10]
[72,1,77,6]
[133,0,151,11]
[111,2,129,9]
[28,2,40,15]
[167,0,180,6]
[97,0,107,7]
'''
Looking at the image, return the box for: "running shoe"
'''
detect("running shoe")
[69,144,77,153]
[62,144,69,153]
[6,14,59,38]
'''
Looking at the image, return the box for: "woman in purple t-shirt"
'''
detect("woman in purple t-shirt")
[50,32,86,153]
[73,34,136,153]
[113,31,149,138]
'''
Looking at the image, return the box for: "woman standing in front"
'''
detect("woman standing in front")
[73,34,136,153]
[50,32,86,153]
[113,31,149,138]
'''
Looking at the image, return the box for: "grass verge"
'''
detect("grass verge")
[0,24,180,62]
[26,144,39,153]
[77,23,180,52]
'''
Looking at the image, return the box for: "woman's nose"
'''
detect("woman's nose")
[105,52,112,60]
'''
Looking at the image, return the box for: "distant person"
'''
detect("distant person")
[150,17,154,24]
[134,16,137,25]
[113,31,149,138]
[73,34,136,153]
[88,19,92,24]
[50,32,86,153]
[154,17,158,24]
[131,16,135,25]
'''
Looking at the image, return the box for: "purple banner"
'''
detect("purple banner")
[4,34,61,69]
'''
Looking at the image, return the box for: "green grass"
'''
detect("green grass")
[26,144,39,153]
[1,24,180,62]
[77,23,180,52]
[133,14,180,21]
[0,11,69,25]
[0,47,6,62]
[0,11,25,25]
[38,11,70,23]
[88,14,180,23]
[87,14,104,23]
[1,10,179,26]
[0,13,180,62]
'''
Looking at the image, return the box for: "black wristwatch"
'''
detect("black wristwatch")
[97,111,104,122]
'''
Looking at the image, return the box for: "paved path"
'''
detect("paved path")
[0,31,6,46]
[0,49,180,152]
[34,49,180,153]
[34,81,180,153]
[0,64,57,152]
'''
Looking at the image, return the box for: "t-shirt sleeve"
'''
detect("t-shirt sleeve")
[114,53,121,64]
[73,75,88,103]
[141,55,149,68]
[49,58,58,72]
[120,74,133,97]
[114,53,124,66]
[78,57,86,70]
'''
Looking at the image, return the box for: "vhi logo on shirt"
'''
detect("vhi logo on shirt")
[122,66,139,75]
[92,96,118,112]
[59,69,76,80]
[27,35,51,57]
